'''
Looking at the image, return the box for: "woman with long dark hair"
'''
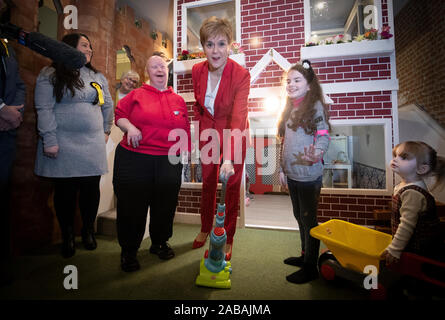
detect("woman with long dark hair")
[34,33,113,258]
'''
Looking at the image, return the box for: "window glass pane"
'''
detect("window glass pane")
[187,1,236,52]
[310,0,375,41]
[323,124,386,189]
[183,122,388,191]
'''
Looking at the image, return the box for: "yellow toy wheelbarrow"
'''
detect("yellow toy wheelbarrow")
[311,219,445,299]
[310,219,392,298]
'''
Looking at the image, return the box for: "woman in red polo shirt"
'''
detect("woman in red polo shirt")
[113,54,190,272]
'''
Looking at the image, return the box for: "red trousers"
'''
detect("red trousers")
[200,160,244,244]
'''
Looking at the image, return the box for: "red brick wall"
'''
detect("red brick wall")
[248,97,267,113]
[74,2,154,102]
[313,57,391,83]
[395,0,445,128]
[250,62,285,88]
[241,0,305,83]
[9,0,58,255]
[318,194,391,226]
[177,189,222,215]
[177,74,193,93]
[8,1,155,254]
[176,0,304,92]
[381,0,389,26]
[328,91,392,119]
[63,0,117,99]
[176,0,393,109]
[114,5,154,86]
[59,2,154,100]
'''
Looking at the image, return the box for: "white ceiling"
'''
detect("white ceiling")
[116,0,174,40]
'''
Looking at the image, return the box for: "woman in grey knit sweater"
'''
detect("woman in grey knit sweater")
[34,33,113,258]
[277,60,331,284]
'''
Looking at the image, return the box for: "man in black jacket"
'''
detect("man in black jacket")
[0,0,26,286]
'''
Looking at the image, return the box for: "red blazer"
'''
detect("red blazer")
[192,58,250,163]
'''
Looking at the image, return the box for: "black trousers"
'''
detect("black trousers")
[287,176,322,266]
[0,132,16,264]
[113,145,183,252]
[53,175,101,237]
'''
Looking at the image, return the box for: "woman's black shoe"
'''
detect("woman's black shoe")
[149,242,175,260]
[120,251,140,272]
[61,228,75,258]
[284,255,305,267]
[81,227,97,250]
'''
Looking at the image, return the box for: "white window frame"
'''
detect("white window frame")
[180,0,241,53]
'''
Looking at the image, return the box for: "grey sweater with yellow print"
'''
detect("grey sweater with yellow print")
[281,100,330,182]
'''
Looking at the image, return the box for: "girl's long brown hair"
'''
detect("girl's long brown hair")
[277,60,330,137]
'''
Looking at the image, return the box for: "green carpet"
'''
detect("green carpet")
[0,223,369,300]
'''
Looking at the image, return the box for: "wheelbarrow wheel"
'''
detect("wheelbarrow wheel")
[370,282,387,300]
[318,250,338,281]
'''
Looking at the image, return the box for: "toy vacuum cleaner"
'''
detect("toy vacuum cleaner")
[195,172,233,289]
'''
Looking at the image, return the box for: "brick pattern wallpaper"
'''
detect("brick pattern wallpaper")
[318,194,391,226]
[381,0,389,26]
[250,62,286,88]
[241,0,305,67]
[313,57,391,83]
[328,91,393,119]
[177,74,193,94]
[177,189,222,215]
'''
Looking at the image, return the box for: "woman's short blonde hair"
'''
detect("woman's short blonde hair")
[200,16,233,48]
[121,70,140,81]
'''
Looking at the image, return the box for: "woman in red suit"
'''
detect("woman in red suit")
[191,16,250,260]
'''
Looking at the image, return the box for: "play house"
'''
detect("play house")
[171,0,398,228]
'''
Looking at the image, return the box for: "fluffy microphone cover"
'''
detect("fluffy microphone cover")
[27,32,87,69]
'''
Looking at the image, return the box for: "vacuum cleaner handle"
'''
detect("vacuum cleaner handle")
[219,170,235,205]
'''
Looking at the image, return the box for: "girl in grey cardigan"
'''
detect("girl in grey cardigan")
[277,60,331,284]
[34,33,113,258]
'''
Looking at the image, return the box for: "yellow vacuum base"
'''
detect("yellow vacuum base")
[195,258,232,289]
